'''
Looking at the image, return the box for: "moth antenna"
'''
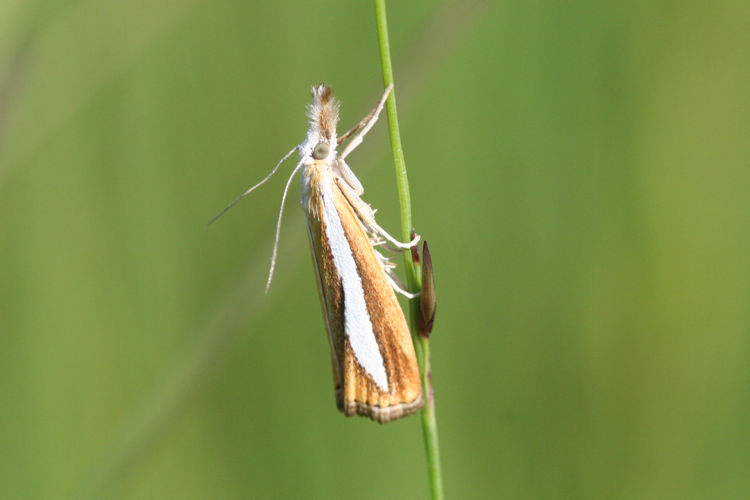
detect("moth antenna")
[206,146,298,228]
[265,159,306,293]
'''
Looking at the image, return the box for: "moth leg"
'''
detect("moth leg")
[333,159,364,195]
[370,221,420,249]
[335,176,420,298]
[337,107,376,145]
[335,177,420,250]
[372,248,419,299]
[383,265,420,299]
[380,243,412,253]
[339,83,393,160]
[334,177,378,231]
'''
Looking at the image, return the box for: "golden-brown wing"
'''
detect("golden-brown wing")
[305,176,422,423]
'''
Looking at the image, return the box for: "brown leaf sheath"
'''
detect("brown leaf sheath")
[306,168,422,423]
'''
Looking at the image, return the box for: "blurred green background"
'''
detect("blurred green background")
[1,0,749,498]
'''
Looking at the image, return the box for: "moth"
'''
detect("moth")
[211,84,423,423]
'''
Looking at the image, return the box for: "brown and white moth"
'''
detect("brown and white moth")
[211,84,422,423]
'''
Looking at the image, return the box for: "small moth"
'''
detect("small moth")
[212,84,423,423]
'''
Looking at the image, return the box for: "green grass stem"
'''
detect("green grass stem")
[374,2,444,499]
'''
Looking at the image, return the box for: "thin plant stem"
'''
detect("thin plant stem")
[374,2,444,499]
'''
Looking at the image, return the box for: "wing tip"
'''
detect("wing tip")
[337,393,424,424]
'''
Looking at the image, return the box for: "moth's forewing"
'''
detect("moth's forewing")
[306,177,422,423]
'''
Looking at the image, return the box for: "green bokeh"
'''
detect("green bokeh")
[1,1,749,498]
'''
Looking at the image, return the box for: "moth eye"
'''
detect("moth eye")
[312,142,330,160]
